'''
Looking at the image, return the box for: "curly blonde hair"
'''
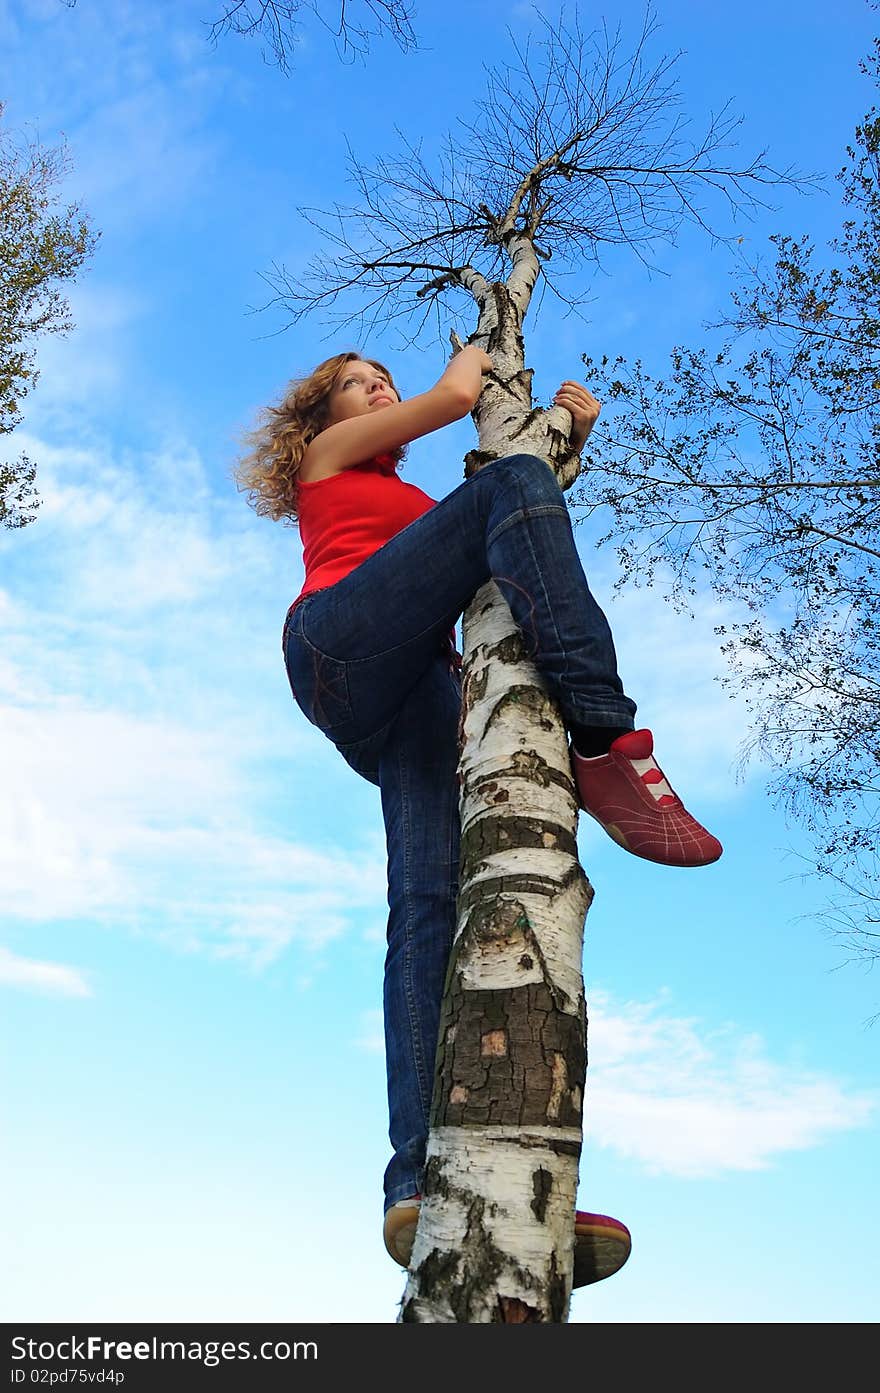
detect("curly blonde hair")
[235,351,405,524]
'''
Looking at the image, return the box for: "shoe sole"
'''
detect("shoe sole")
[384,1208,631,1288]
[573,1213,631,1286]
[582,805,721,867]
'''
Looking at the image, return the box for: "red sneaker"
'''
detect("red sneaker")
[383,1196,631,1287]
[572,728,722,867]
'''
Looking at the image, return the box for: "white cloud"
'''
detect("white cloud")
[1,699,233,918]
[0,692,385,963]
[0,946,92,997]
[584,989,876,1176]
[0,433,388,967]
[11,432,241,614]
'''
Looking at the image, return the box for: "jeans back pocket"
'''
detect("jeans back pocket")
[283,611,353,735]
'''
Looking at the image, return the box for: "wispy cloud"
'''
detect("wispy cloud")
[1,689,385,965]
[0,945,92,997]
[585,989,876,1176]
[1,435,385,968]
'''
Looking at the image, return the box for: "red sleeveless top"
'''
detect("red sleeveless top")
[292,453,440,607]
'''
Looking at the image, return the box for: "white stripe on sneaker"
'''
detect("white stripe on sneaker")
[630,755,675,803]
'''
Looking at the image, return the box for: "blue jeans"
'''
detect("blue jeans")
[281,453,636,1214]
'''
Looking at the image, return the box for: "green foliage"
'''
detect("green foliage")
[0,101,98,528]
[573,39,880,967]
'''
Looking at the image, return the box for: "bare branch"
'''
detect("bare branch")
[259,3,804,341]
[793,522,880,560]
[203,0,416,71]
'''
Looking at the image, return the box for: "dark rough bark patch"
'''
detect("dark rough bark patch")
[456,860,592,919]
[461,662,490,709]
[508,747,570,790]
[550,435,582,491]
[400,1245,461,1322]
[465,447,502,477]
[486,682,558,734]
[518,406,551,434]
[458,893,536,952]
[503,365,534,400]
[459,872,566,908]
[423,1152,453,1203]
[486,283,514,356]
[460,812,578,863]
[432,980,586,1130]
[541,1137,581,1158]
[547,1251,568,1323]
[483,631,530,666]
[471,748,573,800]
[487,367,533,406]
[531,1167,553,1223]
[458,661,490,753]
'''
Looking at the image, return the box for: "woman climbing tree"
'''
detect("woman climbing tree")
[236,343,722,1286]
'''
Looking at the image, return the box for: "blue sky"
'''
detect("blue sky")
[1,0,879,1323]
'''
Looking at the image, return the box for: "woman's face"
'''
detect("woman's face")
[325,360,399,426]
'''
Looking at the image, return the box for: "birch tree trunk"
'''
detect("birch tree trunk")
[399,262,593,1323]
[259,12,795,1319]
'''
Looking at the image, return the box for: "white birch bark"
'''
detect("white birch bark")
[398,277,593,1324]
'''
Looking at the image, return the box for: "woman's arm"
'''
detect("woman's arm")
[304,346,493,475]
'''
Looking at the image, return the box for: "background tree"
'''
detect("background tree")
[571,34,880,983]
[0,103,98,529]
[205,0,416,67]
[261,8,798,1320]
[60,0,417,69]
